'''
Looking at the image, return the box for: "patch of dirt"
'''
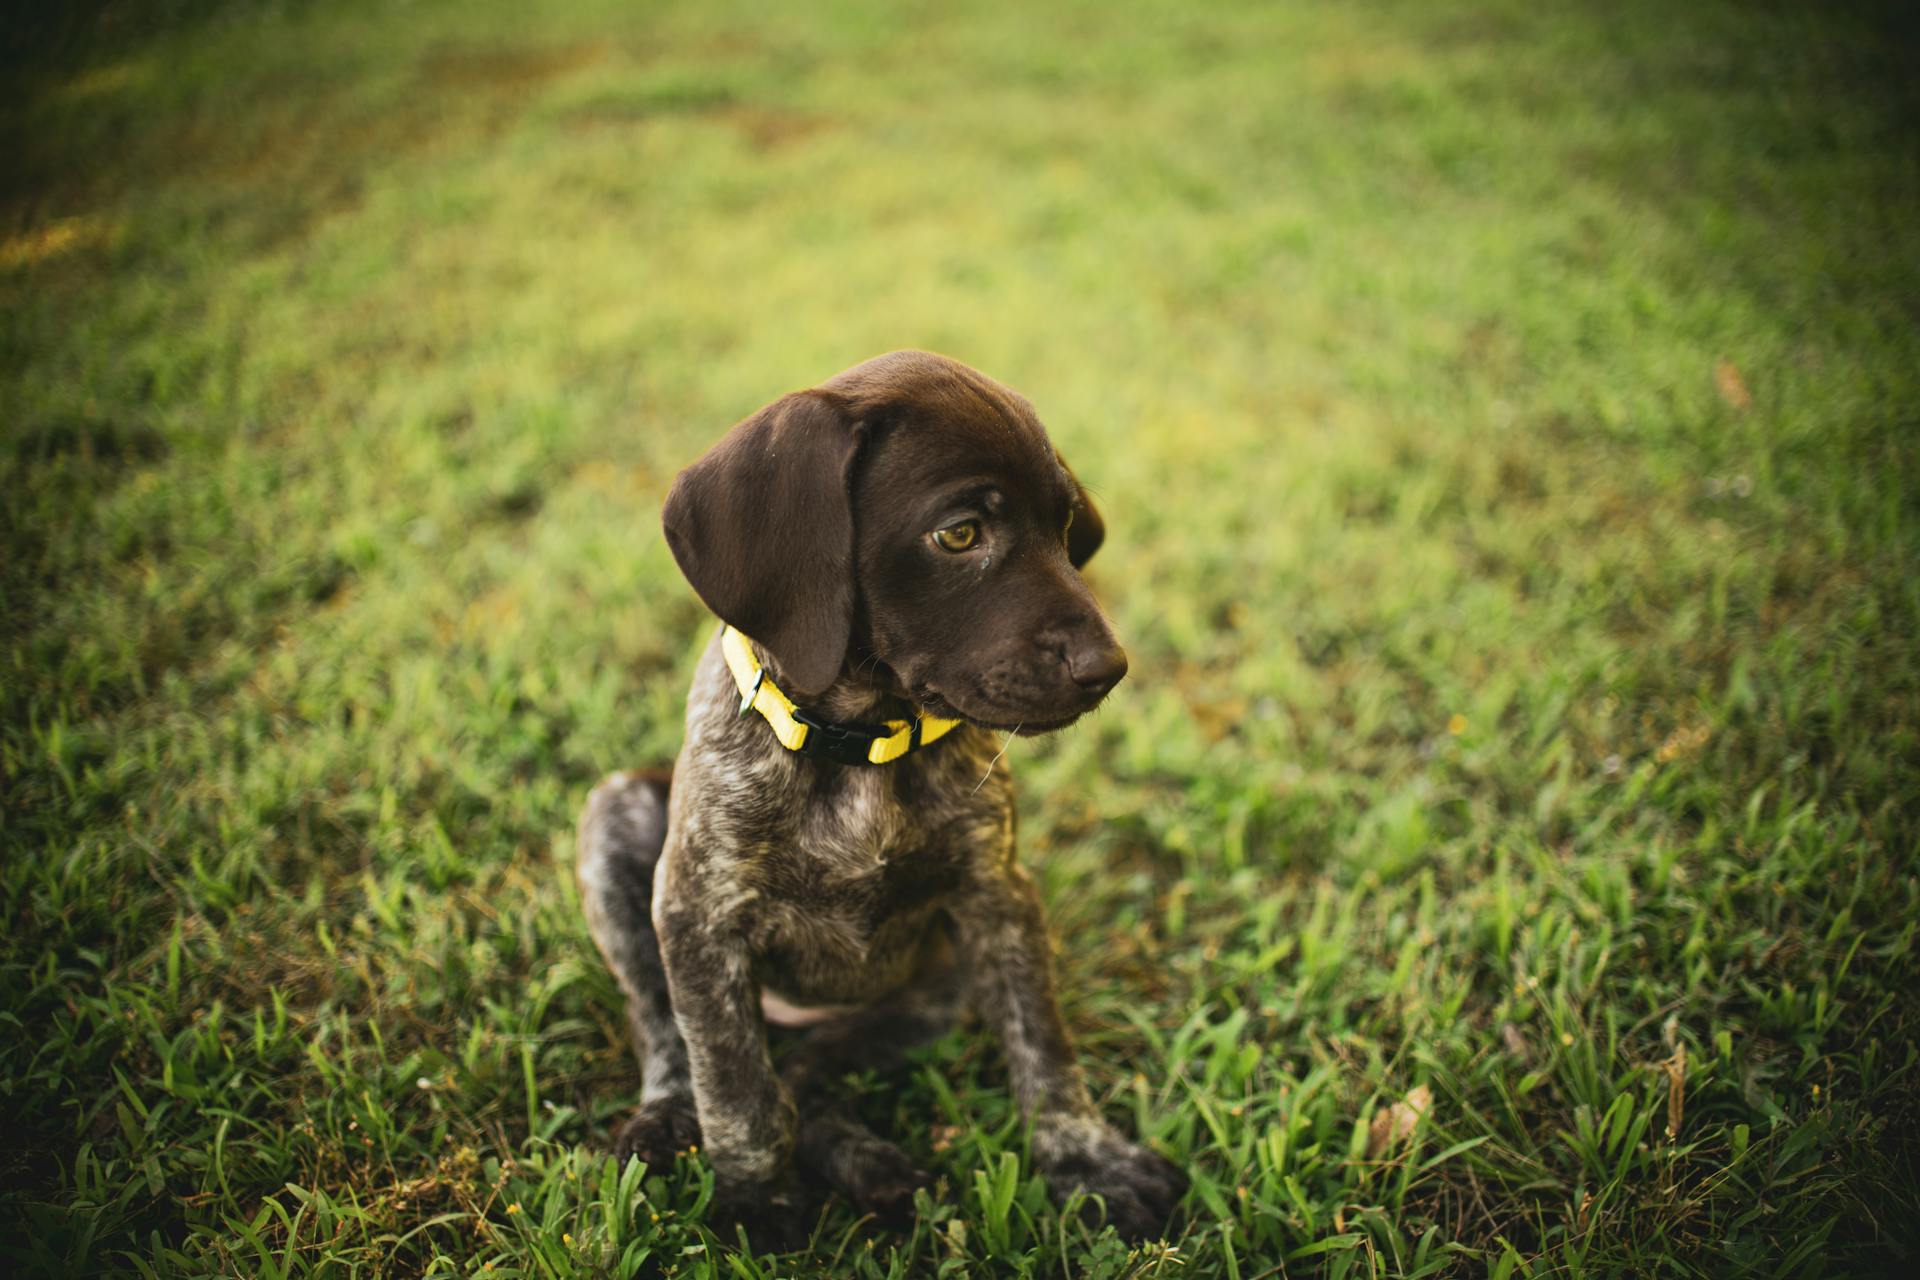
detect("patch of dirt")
[716,104,834,151]
[3,41,612,252]
[418,42,607,94]
[0,213,115,269]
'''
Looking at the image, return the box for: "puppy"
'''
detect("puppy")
[577,350,1185,1247]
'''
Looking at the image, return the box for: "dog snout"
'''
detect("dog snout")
[1065,638,1128,696]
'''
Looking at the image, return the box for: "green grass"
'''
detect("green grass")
[4,0,1918,1275]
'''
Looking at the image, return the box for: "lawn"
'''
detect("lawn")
[4,0,1917,1275]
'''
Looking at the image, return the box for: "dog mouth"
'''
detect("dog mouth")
[913,685,1103,736]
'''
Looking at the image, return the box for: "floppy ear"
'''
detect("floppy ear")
[1064,466,1106,568]
[662,390,862,697]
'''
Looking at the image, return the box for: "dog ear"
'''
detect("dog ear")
[1065,467,1106,568]
[662,390,862,697]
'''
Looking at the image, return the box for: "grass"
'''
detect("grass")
[3,0,1918,1274]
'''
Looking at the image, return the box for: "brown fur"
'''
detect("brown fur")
[577,351,1184,1247]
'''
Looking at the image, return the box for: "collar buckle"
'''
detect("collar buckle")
[792,707,886,767]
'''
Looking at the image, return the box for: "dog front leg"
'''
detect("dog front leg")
[653,890,805,1250]
[956,868,1187,1241]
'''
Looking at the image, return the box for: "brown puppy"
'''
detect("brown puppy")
[577,351,1185,1248]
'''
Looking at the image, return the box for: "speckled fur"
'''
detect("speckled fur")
[575,352,1186,1247]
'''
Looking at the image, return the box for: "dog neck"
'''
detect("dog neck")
[769,654,918,727]
[722,628,969,769]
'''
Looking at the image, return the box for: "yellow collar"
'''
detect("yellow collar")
[721,626,962,766]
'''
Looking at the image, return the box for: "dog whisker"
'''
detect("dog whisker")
[972,727,1019,795]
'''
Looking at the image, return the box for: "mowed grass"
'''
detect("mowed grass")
[4,0,1918,1275]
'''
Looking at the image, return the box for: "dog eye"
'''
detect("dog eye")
[931,520,980,552]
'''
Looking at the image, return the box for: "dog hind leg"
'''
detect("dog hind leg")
[577,769,701,1167]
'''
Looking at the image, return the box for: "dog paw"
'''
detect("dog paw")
[1033,1114,1187,1242]
[612,1096,702,1170]
[709,1177,810,1253]
[798,1111,935,1225]
[839,1139,934,1225]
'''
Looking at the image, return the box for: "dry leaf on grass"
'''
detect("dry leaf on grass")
[1366,1083,1433,1157]
[1661,1014,1686,1139]
[1715,359,1753,412]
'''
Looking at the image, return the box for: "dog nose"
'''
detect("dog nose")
[1067,642,1128,694]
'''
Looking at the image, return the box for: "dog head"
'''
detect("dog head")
[662,350,1124,733]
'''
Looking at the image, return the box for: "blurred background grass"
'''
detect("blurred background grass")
[3,0,1917,1275]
